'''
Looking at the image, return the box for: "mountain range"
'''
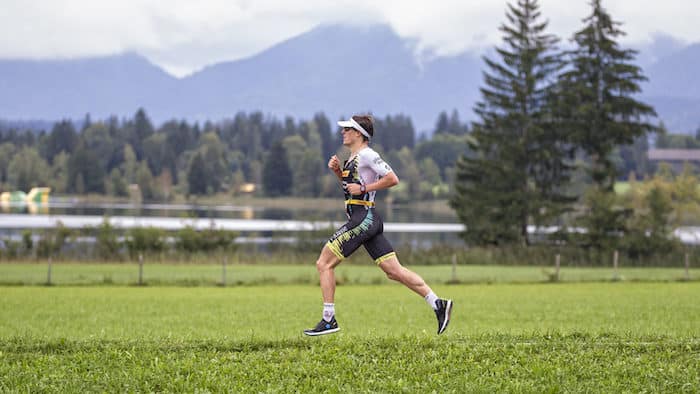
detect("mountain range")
[1,24,698,134]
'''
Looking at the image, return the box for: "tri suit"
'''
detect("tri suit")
[326,147,396,264]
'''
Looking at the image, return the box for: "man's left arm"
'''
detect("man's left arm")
[366,172,399,192]
[347,172,399,195]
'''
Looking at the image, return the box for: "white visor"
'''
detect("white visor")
[337,118,371,140]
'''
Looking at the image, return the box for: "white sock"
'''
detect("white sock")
[425,292,439,310]
[322,303,335,321]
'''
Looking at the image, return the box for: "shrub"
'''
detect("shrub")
[175,226,238,258]
[125,227,166,260]
[94,218,122,260]
[36,221,72,259]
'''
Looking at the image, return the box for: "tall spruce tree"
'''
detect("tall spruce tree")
[262,141,293,197]
[187,152,208,195]
[560,0,656,190]
[559,0,656,251]
[451,0,572,246]
[44,120,77,164]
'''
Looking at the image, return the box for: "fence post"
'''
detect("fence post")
[222,256,227,287]
[451,254,457,283]
[555,254,561,282]
[46,255,52,286]
[612,250,619,281]
[138,253,144,286]
[685,252,690,281]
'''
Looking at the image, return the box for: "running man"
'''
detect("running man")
[304,115,453,336]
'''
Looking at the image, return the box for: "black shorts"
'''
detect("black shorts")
[326,207,396,264]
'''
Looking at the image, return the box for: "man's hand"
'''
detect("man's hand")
[346,183,363,195]
[328,155,341,173]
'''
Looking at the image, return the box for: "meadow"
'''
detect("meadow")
[0,262,696,286]
[1,283,698,392]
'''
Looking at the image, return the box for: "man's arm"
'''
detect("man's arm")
[346,172,399,195]
[366,171,399,192]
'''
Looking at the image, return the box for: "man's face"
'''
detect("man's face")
[341,127,361,146]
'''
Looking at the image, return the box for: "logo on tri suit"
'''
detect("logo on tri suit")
[373,157,391,172]
[332,226,348,238]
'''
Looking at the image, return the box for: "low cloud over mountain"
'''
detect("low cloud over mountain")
[1,24,698,133]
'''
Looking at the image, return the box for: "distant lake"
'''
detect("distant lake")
[0,200,463,248]
[1,200,458,223]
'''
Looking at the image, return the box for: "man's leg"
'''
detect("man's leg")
[377,253,453,335]
[303,245,343,336]
[377,255,431,297]
[317,245,342,304]
[306,208,383,336]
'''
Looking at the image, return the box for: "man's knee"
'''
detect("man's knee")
[382,264,403,281]
[316,254,338,272]
[385,270,400,281]
[316,258,329,272]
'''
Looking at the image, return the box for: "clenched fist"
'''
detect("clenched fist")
[328,155,341,172]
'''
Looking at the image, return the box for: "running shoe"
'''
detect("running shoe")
[303,316,340,336]
[435,299,453,335]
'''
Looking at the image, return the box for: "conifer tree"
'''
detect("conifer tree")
[451,0,571,246]
[559,0,657,251]
[559,0,656,190]
[187,152,208,195]
[262,141,293,197]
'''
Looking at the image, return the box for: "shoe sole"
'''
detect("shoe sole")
[438,300,453,335]
[303,327,340,336]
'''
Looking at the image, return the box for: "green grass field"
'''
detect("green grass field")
[0,262,697,286]
[1,283,699,391]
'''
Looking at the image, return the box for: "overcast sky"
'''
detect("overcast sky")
[1,0,697,77]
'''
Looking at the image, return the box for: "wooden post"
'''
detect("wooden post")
[222,256,227,287]
[612,250,619,281]
[555,254,561,282]
[46,256,52,286]
[138,253,144,286]
[685,252,690,281]
[451,254,457,283]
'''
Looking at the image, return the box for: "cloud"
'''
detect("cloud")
[1,0,698,77]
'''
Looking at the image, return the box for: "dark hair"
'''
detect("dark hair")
[352,115,374,142]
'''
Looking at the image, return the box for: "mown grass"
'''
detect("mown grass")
[0,262,697,286]
[2,335,698,392]
[0,284,698,391]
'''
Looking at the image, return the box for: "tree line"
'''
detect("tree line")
[0,102,668,206]
[0,110,470,202]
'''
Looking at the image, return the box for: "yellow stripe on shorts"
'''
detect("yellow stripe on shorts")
[374,252,396,265]
[326,241,345,260]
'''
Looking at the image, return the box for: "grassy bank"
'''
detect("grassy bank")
[0,262,696,286]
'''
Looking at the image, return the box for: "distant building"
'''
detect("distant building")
[239,183,256,194]
[647,149,700,172]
